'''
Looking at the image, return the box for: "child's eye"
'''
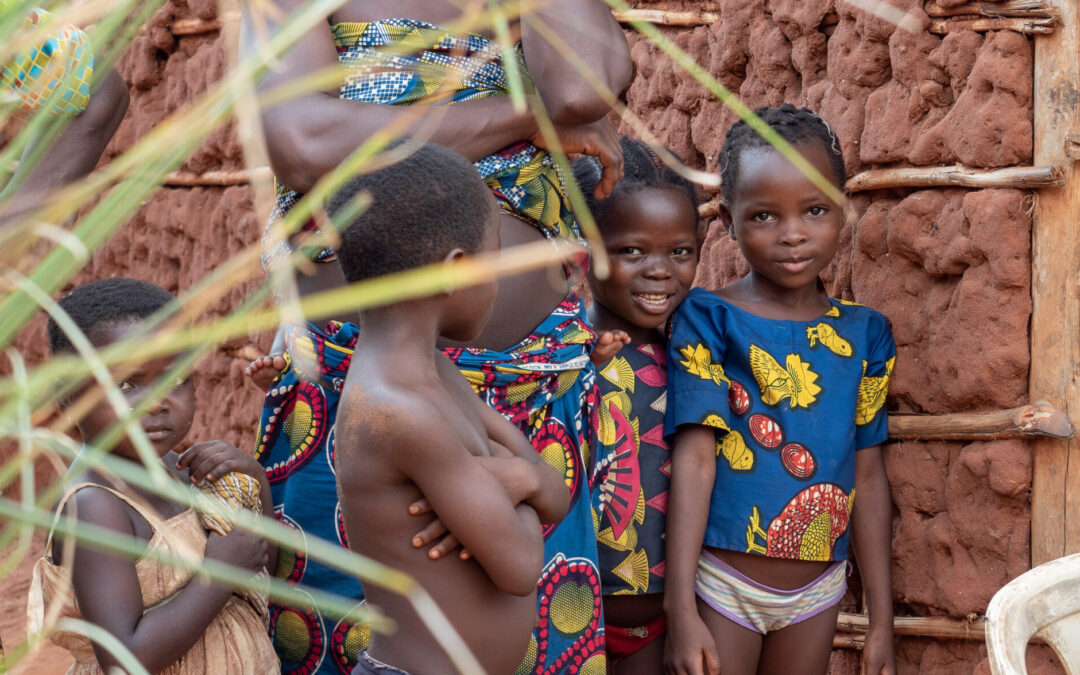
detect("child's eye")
[750,211,773,223]
[117,380,136,393]
[672,247,695,257]
[172,376,189,389]
[807,205,829,217]
[619,246,645,256]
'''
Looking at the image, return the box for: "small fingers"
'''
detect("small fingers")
[408,498,432,516]
[427,534,460,560]
[411,519,448,548]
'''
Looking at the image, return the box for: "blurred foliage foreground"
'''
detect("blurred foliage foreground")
[0,0,851,671]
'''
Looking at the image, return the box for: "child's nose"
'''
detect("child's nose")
[778,217,809,246]
[643,255,673,278]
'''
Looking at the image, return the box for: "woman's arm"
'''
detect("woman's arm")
[246,2,539,193]
[520,0,632,126]
[663,425,721,675]
[60,489,266,673]
[852,446,897,675]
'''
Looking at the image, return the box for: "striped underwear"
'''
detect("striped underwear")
[695,549,847,634]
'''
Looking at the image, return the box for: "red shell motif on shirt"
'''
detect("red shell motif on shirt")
[748,413,784,448]
[728,380,751,415]
[781,443,816,480]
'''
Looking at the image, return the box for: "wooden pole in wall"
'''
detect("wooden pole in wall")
[1031,0,1080,565]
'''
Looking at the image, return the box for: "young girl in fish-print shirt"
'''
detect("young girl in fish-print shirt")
[664,105,897,675]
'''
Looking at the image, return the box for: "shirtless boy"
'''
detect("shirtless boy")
[333,143,571,675]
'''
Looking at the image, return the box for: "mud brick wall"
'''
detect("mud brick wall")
[7,0,1051,672]
[622,1,1045,672]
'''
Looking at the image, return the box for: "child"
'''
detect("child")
[27,278,279,674]
[332,143,570,675]
[663,105,897,675]
[572,138,701,674]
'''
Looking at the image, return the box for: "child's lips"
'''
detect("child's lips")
[777,258,813,273]
[633,292,673,314]
[143,427,171,441]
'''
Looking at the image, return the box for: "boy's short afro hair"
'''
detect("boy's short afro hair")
[329,142,495,284]
[48,278,177,354]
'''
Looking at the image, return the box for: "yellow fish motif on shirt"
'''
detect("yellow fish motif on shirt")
[856,355,895,425]
[748,344,821,409]
[717,430,754,471]
[806,323,853,358]
[678,343,730,388]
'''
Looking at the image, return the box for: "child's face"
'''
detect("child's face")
[589,186,699,334]
[444,212,501,342]
[72,320,195,461]
[723,141,843,295]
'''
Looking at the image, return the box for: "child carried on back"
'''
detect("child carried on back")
[573,137,702,675]
[664,105,897,675]
[28,278,278,674]
[331,142,570,675]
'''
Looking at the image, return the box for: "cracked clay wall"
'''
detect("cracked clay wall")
[622,0,1045,672]
[7,0,1048,672]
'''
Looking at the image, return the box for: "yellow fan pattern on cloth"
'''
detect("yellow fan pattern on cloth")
[194,472,271,625]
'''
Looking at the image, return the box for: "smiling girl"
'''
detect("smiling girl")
[574,138,702,675]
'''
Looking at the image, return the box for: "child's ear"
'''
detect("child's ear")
[442,248,467,295]
[717,200,735,241]
[443,248,466,265]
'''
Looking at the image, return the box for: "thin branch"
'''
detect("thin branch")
[162,167,271,187]
[925,0,1058,18]
[170,12,241,36]
[888,402,1073,441]
[846,165,1064,192]
[928,16,1057,33]
[833,613,988,651]
[611,8,719,27]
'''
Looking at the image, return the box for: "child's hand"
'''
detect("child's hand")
[863,625,896,675]
[664,612,720,675]
[204,528,268,574]
[591,329,631,366]
[178,441,264,484]
[408,498,471,561]
[245,353,287,391]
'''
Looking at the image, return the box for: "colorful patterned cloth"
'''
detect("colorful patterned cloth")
[0,1,93,114]
[443,295,606,675]
[665,288,895,562]
[590,342,670,596]
[194,472,270,624]
[254,320,368,675]
[260,17,578,273]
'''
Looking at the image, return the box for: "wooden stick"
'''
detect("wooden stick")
[170,12,240,36]
[925,1,1057,18]
[928,16,1057,33]
[833,634,864,650]
[836,612,987,641]
[889,402,1073,440]
[1030,0,1080,565]
[846,165,1064,192]
[698,201,721,220]
[611,9,719,27]
[162,167,271,187]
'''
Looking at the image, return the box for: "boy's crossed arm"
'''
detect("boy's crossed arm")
[388,400,550,596]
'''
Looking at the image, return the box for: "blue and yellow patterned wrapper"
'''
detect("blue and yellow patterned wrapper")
[1,2,93,114]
